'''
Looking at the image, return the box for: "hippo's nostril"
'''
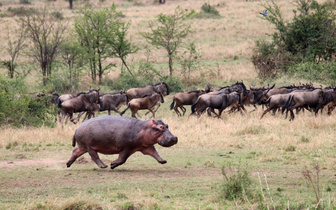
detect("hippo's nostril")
[171,136,178,143]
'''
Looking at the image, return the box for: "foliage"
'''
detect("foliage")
[58,36,85,85]
[162,75,183,93]
[6,7,37,17]
[288,62,336,84]
[142,6,192,76]
[198,3,221,18]
[220,161,255,202]
[1,22,26,78]
[0,76,56,127]
[75,4,135,84]
[111,73,147,91]
[178,41,202,84]
[253,0,336,80]
[19,7,67,85]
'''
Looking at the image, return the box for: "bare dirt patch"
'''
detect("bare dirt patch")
[0,157,66,168]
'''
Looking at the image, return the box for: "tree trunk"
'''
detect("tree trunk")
[121,57,134,77]
[168,54,173,76]
[69,0,73,10]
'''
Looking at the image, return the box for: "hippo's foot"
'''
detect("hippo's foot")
[159,160,167,164]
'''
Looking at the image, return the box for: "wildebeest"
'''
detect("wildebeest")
[191,92,241,118]
[66,116,178,169]
[281,89,323,121]
[170,90,206,116]
[60,88,100,124]
[99,91,129,115]
[126,82,169,100]
[259,93,292,119]
[121,93,164,119]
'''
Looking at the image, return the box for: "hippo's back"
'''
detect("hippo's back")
[74,116,144,151]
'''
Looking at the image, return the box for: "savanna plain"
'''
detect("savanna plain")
[1,0,336,209]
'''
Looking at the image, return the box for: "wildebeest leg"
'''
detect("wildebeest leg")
[289,109,295,121]
[110,107,122,115]
[66,147,87,168]
[110,150,134,169]
[260,107,272,119]
[141,146,166,164]
[249,104,257,112]
[108,109,111,115]
[180,106,186,116]
[87,147,107,168]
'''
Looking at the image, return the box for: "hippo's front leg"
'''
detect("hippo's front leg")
[141,146,167,164]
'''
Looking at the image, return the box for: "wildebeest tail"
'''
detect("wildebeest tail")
[281,95,294,114]
[170,100,175,110]
[120,104,130,116]
[72,135,76,147]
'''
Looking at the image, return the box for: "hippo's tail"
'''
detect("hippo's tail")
[120,104,130,116]
[72,135,76,147]
[170,100,175,110]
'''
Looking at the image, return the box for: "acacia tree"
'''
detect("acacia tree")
[2,22,26,78]
[142,7,191,76]
[75,4,137,83]
[20,7,67,85]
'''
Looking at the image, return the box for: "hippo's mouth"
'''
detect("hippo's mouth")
[158,137,178,147]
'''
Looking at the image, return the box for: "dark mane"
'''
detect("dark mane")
[187,90,202,94]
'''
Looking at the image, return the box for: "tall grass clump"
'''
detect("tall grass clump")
[220,161,256,203]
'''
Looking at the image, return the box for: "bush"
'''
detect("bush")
[201,3,220,16]
[162,76,183,93]
[252,0,336,80]
[19,0,31,5]
[220,161,255,202]
[0,76,56,127]
[287,62,336,84]
[112,74,148,91]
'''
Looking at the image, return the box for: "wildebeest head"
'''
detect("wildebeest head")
[154,82,170,96]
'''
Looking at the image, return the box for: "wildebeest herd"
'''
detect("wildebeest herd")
[26,81,336,169]
[46,81,336,124]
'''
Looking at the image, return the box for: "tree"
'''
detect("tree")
[2,22,26,78]
[75,4,137,83]
[19,7,67,85]
[106,22,138,77]
[69,0,73,10]
[178,42,201,83]
[59,36,84,83]
[142,7,191,76]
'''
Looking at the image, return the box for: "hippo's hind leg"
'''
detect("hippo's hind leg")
[66,147,87,168]
[87,147,108,168]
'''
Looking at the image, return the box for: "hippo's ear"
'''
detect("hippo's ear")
[151,119,158,125]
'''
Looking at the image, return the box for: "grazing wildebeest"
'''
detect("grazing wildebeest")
[99,91,129,115]
[60,88,100,124]
[281,89,323,121]
[170,90,205,116]
[121,93,164,119]
[66,116,178,169]
[126,82,169,100]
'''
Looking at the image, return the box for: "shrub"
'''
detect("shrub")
[51,11,64,20]
[19,0,31,5]
[252,0,336,80]
[201,3,220,16]
[162,76,183,93]
[220,161,255,202]
[0,76,56,127]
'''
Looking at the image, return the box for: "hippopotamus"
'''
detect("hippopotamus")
[66,115,178,169]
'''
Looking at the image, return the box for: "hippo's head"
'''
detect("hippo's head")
[147,119,178,147]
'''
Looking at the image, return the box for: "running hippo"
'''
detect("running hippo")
[66,115,178,169]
